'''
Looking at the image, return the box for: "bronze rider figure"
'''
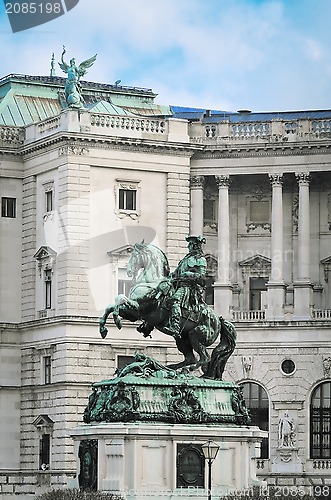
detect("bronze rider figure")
[163,235,207,339]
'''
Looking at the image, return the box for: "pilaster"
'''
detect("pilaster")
[166,172,190,269]
[57,162,90,316]
[22,175,37,320]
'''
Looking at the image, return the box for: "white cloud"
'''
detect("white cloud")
[0,0,331,111]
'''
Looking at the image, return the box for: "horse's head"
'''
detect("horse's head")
[126,242,170,286]
[126,243,144,279]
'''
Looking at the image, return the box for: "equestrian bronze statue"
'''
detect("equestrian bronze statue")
[99,236,236,380]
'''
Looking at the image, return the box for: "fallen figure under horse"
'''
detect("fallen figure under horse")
[99,241,236,380]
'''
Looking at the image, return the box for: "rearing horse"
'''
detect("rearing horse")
[99,242,236,379]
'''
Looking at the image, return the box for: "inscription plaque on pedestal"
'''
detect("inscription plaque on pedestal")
[176,444,205,488]
[78,439,98,491]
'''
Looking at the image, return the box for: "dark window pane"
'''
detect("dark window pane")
[44,356,51,385]
[310,382,331,458]
[203,199,216,221]
[46,191,53,212]
[119,189,125,210]
[45,270,52,309]
[126,190,136,210]
[39,434,50,469]
[119,189,136,211]
[1,197,16,218]
[240,382,269,459]
[117,355,135,371]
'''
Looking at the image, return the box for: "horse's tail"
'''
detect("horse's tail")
[205,317,237,380]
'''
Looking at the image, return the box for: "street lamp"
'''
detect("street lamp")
[201,440,220,500]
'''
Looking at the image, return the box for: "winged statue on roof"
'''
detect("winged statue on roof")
[58,46,97,108]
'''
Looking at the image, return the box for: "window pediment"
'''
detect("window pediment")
[239,254,271,270]
[239,254,271,281]
[34,246,57,261]
[33,414,54,433]
[107,245,134,262]
[34,246,57,276]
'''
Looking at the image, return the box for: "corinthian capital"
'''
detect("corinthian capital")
[269,173,283,186]
[190,175,205,188]
[215,175,230,188]
[295,172,310,186]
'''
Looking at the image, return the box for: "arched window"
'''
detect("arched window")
[310,381,331,458]
[240,382,269,458]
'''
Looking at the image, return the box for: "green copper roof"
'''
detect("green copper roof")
[0,74,172,126]
[86,100,136,116]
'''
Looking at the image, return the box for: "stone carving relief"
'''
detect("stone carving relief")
[323,357,331,378]
[242,356,252,377]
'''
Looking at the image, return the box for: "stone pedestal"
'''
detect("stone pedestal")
[70,357,267,498]
[71,422,267,499]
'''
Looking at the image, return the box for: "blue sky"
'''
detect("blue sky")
[0,0,330,112]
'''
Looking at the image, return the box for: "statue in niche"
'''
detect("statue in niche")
[278,411,295,448]
[99,236,237,380]
[58,46,97,108]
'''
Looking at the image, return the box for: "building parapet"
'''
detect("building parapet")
[0,125,25,147]
[24,109,190,144]
[189,118,331,145]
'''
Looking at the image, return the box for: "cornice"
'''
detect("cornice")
[194,140,331,160]
[20,132,200,158]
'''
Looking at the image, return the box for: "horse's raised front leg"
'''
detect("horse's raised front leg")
[99,304,115,339]
[113,294,141,330]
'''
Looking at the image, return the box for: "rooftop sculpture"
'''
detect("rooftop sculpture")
[58,46,97,108]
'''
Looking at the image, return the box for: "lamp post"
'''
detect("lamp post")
[201,440,220,500]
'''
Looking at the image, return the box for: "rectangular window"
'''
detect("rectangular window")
[43,356,52,385]
[45,190,53,212]
[1,197,16,218]
[117,355,135,371]
[45,270,52,309]
[119,189,136,211]
[203,199,216,221]
[118,268,132,296]
[39,434,50,470]
[249,277,268,310]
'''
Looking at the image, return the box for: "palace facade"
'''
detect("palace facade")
[1,72,331,497]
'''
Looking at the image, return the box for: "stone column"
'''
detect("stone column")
[189,175,204,236]
[266,174,286,320]
[293,172,313,319]
[213,175,232,319]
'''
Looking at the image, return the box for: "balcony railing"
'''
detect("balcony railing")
[90,114,166,134]
[312,309,331,320]
[232,310,266,321]
[312,459,331,470]
[232,309,331,321]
